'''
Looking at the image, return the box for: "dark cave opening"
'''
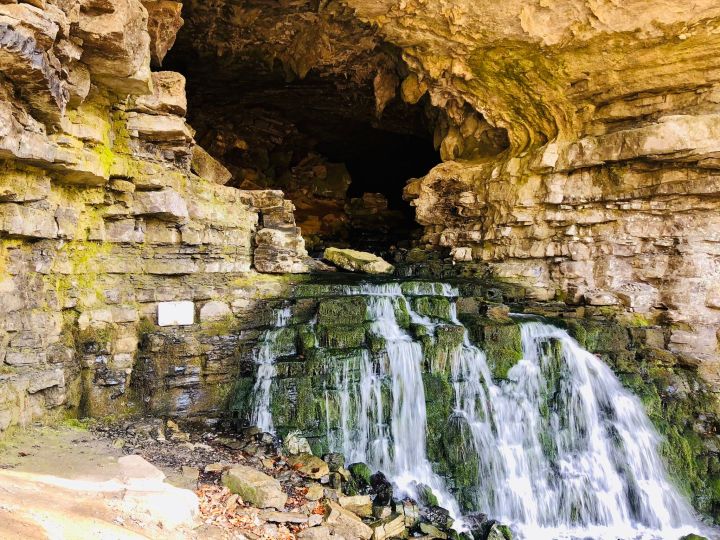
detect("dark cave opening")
[163,5,442,257]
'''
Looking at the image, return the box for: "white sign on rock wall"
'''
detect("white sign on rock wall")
[157,301,195,326]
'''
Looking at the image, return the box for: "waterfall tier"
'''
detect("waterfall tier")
[234,280,707,539]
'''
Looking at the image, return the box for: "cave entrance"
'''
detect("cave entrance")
[163,3,441,258]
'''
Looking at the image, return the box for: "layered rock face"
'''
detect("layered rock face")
[334,0,720,389]
[160,0,720,392]
[0,0,310,431]
[2,0,719,438]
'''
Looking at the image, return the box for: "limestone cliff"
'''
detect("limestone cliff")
[1,0,719,437]
[0,0,310,430]
[341,0,720,390]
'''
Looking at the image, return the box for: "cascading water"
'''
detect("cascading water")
[246,280,709,540]
[250,306,292,433]
[449,319,704,539]
[320,282,464,522]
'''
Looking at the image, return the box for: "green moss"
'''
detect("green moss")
[393,297,411,328]
[412,296,452,321]
[421,325,465,373]
[55,241,113,308]
[137,316,156,337]
[77,324,116,352]
[348,462,373,487]
[367,333,386,354]
[584,323,630,353]
[614,355,720,520]
[264,327,298,356]
[482,322,523,380]
[318,324,366,349]
[318,297,368,326]
[62,417,91,430]
[423,373,455,466]
[201,314,240,338]
[297,324,317,353]
[270,376,324,437]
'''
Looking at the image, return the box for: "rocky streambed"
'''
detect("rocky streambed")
[0,418,513,540]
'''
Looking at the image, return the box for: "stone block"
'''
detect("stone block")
[126,112,194,143]
[199,300,232,322]
[222,465,288,510]
[0,168,50,202]
[326,501,372,539]
[191,145,232,185]
[133,188,189,222]
[133,71,187,116]
[106,219,144,243]
[338,495,373,517]
[0,203,58,239]
[27,368,64,394]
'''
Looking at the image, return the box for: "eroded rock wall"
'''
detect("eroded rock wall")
[336,0,720,390]
[0,0,309,431]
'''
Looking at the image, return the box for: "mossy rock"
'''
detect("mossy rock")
[368,333,386,353]
[412,296,453,321]
[584,323,630,354]
[318,297,368,326]
[270,376,324,434]
[482,322,523,380]
[400,281,452,296]
[348,462,373,488]
[323,247,394,275]
[296,324,317,353]
[266,327,298,357]
[423,373,455,467]
[290,298,319,324]
[421,325,465,373]
[393,297,412,328]
[318,324,366,349]
[409,323,430,339]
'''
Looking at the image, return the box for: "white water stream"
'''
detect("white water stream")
[450,320,702,539]
[250,282,709,539]
[250,306,292,433]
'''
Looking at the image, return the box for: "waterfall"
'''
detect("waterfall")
[247,281,707,540]
[450,320,702,540]
[250,306,292,432]
[363,292,465,523]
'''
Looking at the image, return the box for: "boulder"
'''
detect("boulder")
[419,522,447,539]
[338,495,373,517]
[298,526,332,539]
[486,523,513,540]
[283,431,312,455]
[326,501,373,540]
[191,145,232,185]
[369,513,405,540]
[323,247,394,275]
[286,453,330,480]
[222,465,287,510]
[370,472,393,506]
[348,462,373,489]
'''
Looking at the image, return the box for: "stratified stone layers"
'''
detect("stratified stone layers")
[333,0,720,390]
[0,0,308,432]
